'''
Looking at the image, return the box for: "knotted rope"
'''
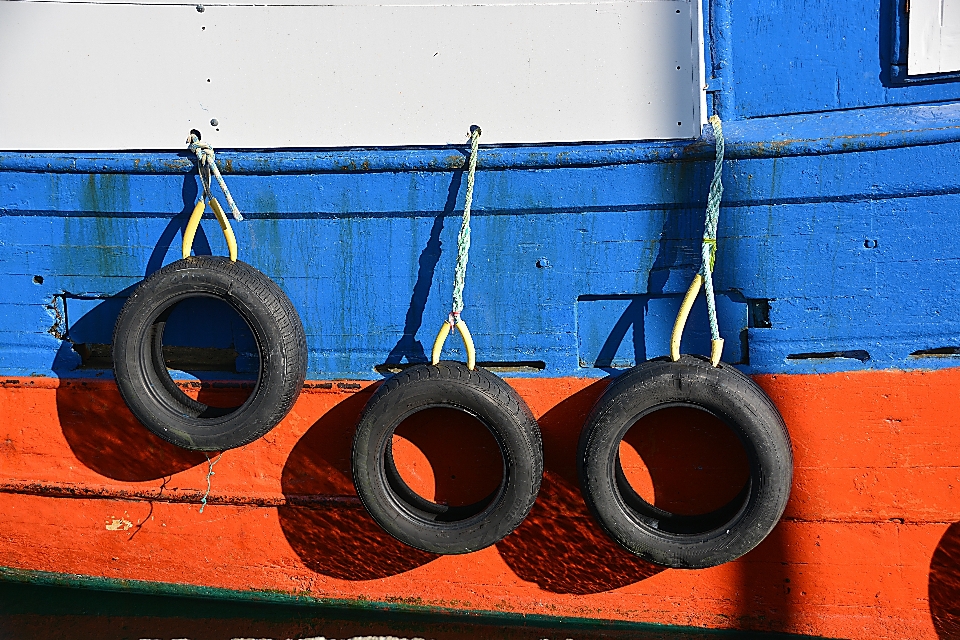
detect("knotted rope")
[431,126,481,370]
[182,133,240,262]
[186,133,243,222]
[670,115,726,366]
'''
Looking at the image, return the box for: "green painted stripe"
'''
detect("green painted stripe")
[0,566,841,639]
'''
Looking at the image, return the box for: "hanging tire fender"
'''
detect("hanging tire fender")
[112,256,307,451]
[351,361,543,555]
[577,355,793,569]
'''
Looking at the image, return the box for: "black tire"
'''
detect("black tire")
[113,256,307,451]
[577,355,792,568]
[352,361,543,554]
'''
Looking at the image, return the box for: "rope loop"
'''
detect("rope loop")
[186,133,243,222]
[432,126,482,370]
[183,133,241,262]
[670,115,726,366]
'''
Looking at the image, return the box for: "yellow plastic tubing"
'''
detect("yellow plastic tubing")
[431,317,476,370]
[670,274,724,367]
[182,197,238,262]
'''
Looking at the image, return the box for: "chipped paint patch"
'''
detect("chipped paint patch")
[44,295,67,341]
[105,514,133,531]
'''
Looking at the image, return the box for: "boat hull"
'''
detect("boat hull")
[2,370,958,639]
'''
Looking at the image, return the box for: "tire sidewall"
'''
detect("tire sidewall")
[579,356,793,568]
[352,362,542,554]
[113,257,305,450]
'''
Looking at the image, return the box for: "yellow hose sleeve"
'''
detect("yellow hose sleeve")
[457,320,476,371]
[209,197,238,262]
[670,274,703,362]
[431,322,451,365]
[182,199,206,259]
[710,338,724,367]
[430,319,476,369]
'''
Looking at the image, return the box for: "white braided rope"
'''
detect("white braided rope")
[451,127,481,316]
[186,134,243,222]
[699,116,724,343]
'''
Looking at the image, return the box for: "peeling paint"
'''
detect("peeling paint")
[44,295,68,341]
[105,515,133,531]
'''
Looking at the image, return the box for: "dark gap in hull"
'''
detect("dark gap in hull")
[747,299,772,328]
[73,343,240,372]
[786,350,870,362]
[910,346,960,357]
[375,361,546,375]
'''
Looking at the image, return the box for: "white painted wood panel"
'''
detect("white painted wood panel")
[0,1,705,149]
[908,0,960,75]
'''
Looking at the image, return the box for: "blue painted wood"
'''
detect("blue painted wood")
[5,102,960,173]
[2,103,960,379]
[710,0,960,119]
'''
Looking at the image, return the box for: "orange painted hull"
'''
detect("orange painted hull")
[1,371,959,639]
